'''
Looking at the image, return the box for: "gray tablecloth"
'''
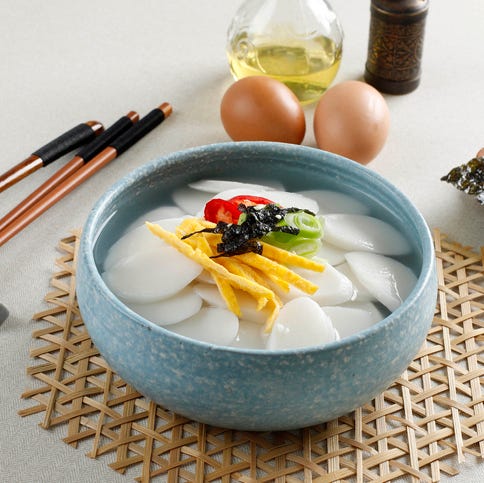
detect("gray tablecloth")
[1,1,483,481]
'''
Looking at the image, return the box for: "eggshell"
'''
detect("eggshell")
[313,80,390,164]
[220,76,306,144]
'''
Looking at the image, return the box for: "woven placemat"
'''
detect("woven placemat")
[19,229,484,482]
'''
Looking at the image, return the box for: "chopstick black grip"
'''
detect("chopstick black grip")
[76,115,136,162]
[32,123,99,166]
[110,108,166,156]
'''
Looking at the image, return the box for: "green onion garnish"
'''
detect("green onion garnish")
[261,210,323,257]
[284,211,323,239]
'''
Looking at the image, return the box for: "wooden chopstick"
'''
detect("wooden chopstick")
[0,111,139,233]
[0,103,172,248]
[0,121,104,193]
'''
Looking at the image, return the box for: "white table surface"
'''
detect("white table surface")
[1,1,483,481]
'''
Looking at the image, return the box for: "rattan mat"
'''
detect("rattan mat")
[19,229,484,482]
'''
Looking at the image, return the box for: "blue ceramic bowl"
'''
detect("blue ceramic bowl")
[77,142,437,431]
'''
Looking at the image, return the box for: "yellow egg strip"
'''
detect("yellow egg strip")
[238,262,278,297]
[193,218,325,273]
[186,232,241,316]
[180,218,322,289]
[196,235,214,256]
[217,257,257,283]
[193,219,324,272]
[259,241,325,272]
[195,219,217,229]
[175,217,205,237]
[262,271,291,293]
[169,220,273,313]
[146,219,323,332]
[216,258,270,310]
[214,276,241,317]
[197,233,287,307]
[146,221,275,299]
[222,260,284,305]
[235,252,319,295]
[264,299,280,333]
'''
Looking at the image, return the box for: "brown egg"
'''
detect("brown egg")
[476,147,484,157]
[220,76,306,144]
[313,80,390,165]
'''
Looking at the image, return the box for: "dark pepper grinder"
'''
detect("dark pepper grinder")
[364,0,429,94]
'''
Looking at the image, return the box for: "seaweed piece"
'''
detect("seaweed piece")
[182,203,308,257]
[441,157,484,204]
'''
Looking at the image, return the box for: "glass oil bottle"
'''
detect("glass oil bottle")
[226,0,344,105]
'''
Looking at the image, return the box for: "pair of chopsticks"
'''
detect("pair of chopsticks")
[0,120,105,194]
[0,102,172,247]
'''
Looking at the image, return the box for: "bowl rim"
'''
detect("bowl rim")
[80,141,435,356]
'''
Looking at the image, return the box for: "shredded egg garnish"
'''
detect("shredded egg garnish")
[146,219,325,332]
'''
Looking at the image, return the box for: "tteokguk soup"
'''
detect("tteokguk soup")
[101,179,417,350]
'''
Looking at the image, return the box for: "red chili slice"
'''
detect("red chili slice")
[228,195,274,207]
[204,198,241,223]
[204,195,275,223]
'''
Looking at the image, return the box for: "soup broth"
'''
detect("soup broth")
[101,179,417,351]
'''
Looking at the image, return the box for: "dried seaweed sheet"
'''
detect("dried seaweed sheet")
[441,157,484,204]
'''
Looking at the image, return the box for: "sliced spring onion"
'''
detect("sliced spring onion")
[289,239,322,257]
[261,211,324,257]
[283,211,323,239]
[262,232,322,257]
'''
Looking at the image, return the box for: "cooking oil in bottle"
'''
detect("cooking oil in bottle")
[227,34,342,105]
[226,0,344,105]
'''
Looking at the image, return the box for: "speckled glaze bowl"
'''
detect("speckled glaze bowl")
[77,142,437,431]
